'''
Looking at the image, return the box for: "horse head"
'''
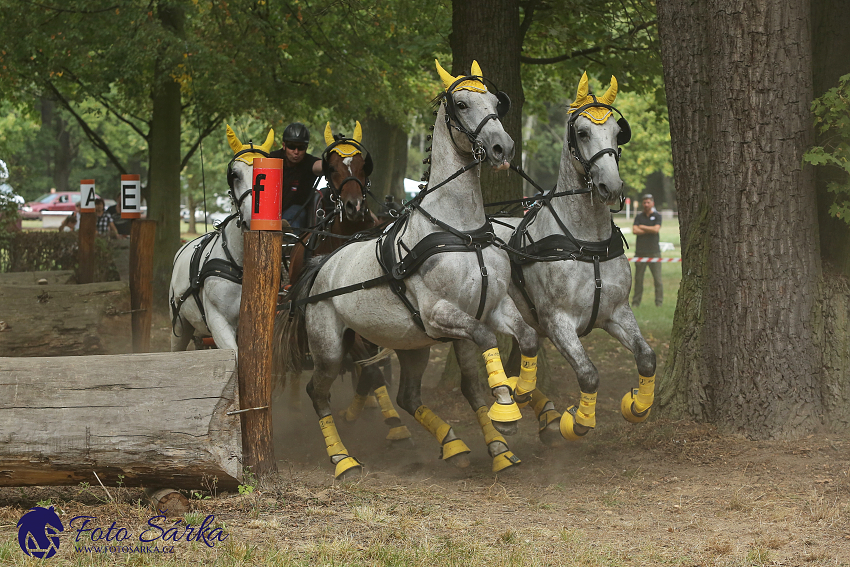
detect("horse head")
[226,124,275,229]
[566,72,628,205]
[436,60,514,169]
[322,121,371,222]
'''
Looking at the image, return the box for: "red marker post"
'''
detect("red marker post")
[78,179,96,284]
[236,156,283,475]
[249,157,283,231]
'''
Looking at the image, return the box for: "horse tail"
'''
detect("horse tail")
[272,256,325,389]
[355,347,394,367]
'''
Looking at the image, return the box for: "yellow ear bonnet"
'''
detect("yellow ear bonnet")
[568,73,618,124]
[227,124,275,164]
[435,59,488,94]
[324,121,363,158]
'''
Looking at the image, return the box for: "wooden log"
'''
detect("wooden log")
[145,488,190,517]
[0,271,75,286]
[236,230,282,476]
[0,281,132,357]
[0,350,241,490]
[78,211,95,284]
[130,220,156,353]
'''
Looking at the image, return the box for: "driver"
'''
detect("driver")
[270,122,323,230]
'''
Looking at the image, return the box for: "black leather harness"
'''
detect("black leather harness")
[505,198,627,337]
[170,215,244,336]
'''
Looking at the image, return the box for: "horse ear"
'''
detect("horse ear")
[576,72,590,103]
[600,76,618,105]
[260,128,275,153]
[435,59,456,91]
[353,120,362,143]
[226,125,243,154]
[324,122,335,146]
[470,60,483,78]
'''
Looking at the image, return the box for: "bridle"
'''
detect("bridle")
[321,136,373,219]
[226,146,271,228]
[439,74,511,161]
[567,98,632,213]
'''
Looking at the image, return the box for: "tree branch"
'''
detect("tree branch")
[519,0,542,45]
[520,19,657,65]
[45,82,128,175]
[181,113,223,170]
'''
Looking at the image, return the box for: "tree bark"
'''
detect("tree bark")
[657,0,823,438]
[148,3,185,311]
[450,0,524,206]
[361,113,408,204]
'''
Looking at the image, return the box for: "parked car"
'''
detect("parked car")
[20,191,83,220]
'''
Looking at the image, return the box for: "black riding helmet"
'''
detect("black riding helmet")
[282,122,310,145]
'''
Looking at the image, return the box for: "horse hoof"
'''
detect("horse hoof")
[492,451,521,473]
[491,419,519,436]
[620,389,651,423]
[333,456,362,480]
[445,452,470,469]
[538,420,564,447]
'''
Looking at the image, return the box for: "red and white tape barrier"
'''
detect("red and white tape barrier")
[629,257,682,263]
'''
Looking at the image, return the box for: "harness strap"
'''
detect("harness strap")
[579,256,602,337]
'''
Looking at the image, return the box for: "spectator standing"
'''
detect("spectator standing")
[94,198,119,239]
[105,199,131,236]
[632,194,663,307]
[269,122,323,230]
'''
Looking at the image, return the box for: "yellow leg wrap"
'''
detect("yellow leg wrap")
[559,406,589,441]
[374,386,401,421]
[476,407,521,472]
[319,416,362,478]
[476,406,506,446]
[341,394,368,422]
[635,374,655,413]
[531,389,561,431]
[621,374,655,423]
[575,391,597,428]
[515,355,538,396]
[415,406,470,460]
[483,348,510,389]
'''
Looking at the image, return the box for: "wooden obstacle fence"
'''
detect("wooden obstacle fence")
[0,350,242,490]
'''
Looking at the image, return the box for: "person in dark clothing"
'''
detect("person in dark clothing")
[105,199,132,236]
[269,122,323,230]
[632,193,663,307]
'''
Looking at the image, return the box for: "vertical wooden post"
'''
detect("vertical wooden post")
[130,220,156,353]
[77,212,96,284]
[237,230,282,476]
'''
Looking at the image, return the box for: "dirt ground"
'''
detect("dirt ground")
[2,325,848,566]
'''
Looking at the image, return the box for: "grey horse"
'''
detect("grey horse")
[169,126,271,353]
[495,73,656,442]
[277,61,539,478]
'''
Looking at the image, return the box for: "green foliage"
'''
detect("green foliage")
[804,73,850,226]
[0,230,117,281]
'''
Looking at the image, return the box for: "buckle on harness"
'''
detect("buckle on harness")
[595,278,602,290]
[480,266,488,277]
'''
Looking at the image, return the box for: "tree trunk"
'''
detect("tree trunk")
[450,0,523,207]
[148,4,184,310]
[657,0,823,438]
[53,114,73,193]
[361,113,408,204]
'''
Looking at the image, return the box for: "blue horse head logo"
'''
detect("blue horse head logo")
[17,506,64,559]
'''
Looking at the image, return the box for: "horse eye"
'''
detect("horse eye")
[456,101,467,110]
[578,130,589,138]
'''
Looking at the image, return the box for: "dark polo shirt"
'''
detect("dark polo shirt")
[633,211,662,256]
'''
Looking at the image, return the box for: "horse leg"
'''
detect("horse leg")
[342,340,413,444]
[306,317,362,480]
[545,313,600,441]
[170,315,194,352]
[454,340,521,473]
[394,347,471,468]
[505,337,563,446]
[482,297,542,435]
[206,308,238,352]
[603,304,657,423]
